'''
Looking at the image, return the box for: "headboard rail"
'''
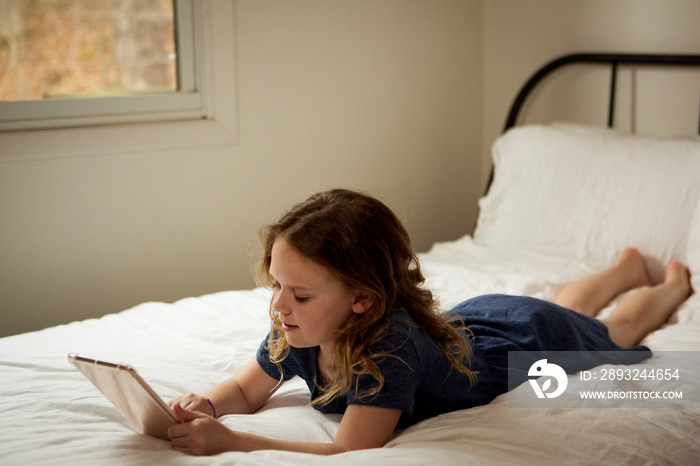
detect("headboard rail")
[504,52,700,133]
[481,52,700,199]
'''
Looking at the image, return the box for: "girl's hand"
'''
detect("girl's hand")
[168,403,237,456]
[168,393,215,417]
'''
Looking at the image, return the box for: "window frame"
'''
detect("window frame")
[0,0,236,160]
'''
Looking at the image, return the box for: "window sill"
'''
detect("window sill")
[0,116,236,162]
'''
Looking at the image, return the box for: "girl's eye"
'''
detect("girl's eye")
[270,279,309,302]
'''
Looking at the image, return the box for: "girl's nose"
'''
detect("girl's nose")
[272,291,291,315]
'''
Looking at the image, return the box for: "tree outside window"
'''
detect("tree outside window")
[0,0,177,102]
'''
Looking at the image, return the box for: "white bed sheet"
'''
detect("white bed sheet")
[2,236,699,465]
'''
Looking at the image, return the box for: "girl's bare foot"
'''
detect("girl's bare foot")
[664,261,692,301]
[616,248,654,290]
[601,260,692,348]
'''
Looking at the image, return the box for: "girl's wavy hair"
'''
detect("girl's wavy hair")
[255,189,476,406]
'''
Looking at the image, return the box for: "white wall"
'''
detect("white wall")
[0,0,483,337]
[483,0,700,179]
[3,0,700,338]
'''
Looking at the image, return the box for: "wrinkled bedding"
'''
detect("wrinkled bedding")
[2,236,699,465]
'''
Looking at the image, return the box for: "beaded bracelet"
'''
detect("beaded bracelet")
[206,398,216,418]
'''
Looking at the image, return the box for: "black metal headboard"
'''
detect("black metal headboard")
[481,53,700,198]
[503,52,700,134]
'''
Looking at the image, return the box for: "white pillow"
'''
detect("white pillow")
[474,124,700,282]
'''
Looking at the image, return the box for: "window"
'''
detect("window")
[0,0,235,159]
[0,0,204,131]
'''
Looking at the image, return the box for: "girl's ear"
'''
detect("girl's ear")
[351,292,375,314]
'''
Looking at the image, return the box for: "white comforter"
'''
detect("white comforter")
[2,236,699,465]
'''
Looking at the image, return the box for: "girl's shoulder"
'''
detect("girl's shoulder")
[376,308,433,354]
[388,307,414,326]
[384,308,418,338]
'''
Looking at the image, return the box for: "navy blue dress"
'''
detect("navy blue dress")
[257,294,651,429]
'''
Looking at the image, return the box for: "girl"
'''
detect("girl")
[168,189,692,456]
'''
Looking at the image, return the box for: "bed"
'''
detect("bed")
[3,53,700,465]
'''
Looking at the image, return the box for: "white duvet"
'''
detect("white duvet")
[2,236,699,466]
[3,124,700,464]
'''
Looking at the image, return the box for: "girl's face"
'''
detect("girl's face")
[269,237,363,353]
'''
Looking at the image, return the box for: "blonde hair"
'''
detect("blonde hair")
[256,189,476,405]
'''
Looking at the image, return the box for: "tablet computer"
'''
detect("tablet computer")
[68,353,179,439]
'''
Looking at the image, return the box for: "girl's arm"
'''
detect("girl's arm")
[169,402,402,456]
[169,357,280,417]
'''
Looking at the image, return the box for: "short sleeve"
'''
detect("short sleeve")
[256,336,294,381]
[256,334,319,389]
[347,330,422,415]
